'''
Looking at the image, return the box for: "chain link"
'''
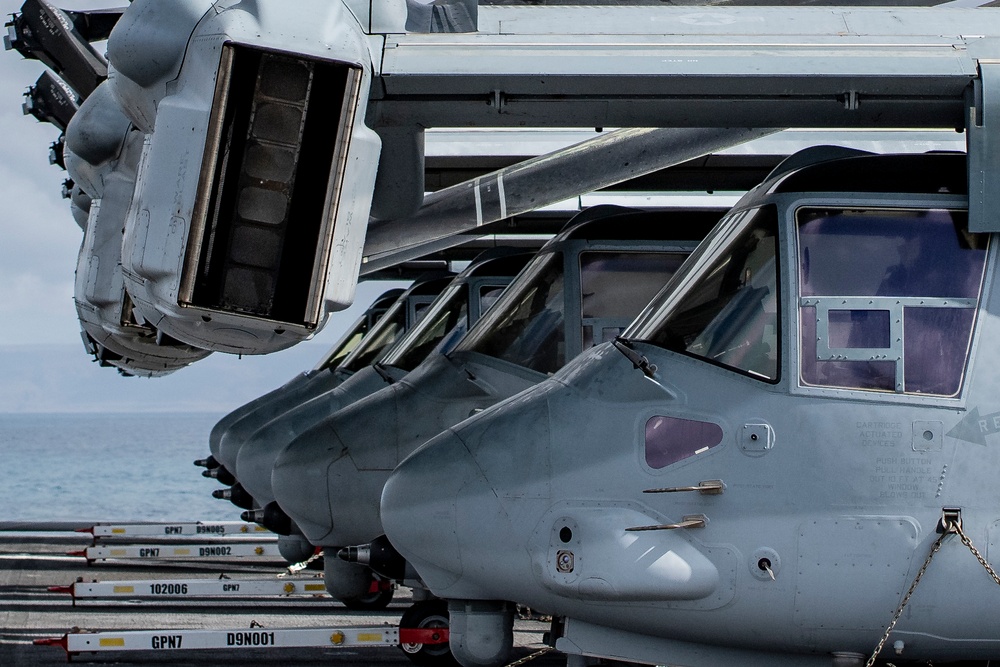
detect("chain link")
[954,523,1000,587]
[280,548,323,576]
[504,646,553,667]
[865,530,949,667]
[867,516,1000,667]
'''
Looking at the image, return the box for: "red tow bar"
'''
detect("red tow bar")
[399,627,449,645]
[33,635,68,653]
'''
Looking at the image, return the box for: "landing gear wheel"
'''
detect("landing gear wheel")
[399,599,457,666]
[341,574,394,611]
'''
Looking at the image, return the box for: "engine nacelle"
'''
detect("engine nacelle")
[109,0,380,355]
[63,81,130,199]
[68,182,91,230]
[74,124,211,378]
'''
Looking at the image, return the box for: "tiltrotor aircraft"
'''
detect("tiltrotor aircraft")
[382,147,1000,667]
[226,253,530,575]
[206,274,453,488]
[204,273,457,570]
[233,251,529,517]
[268,207,717,611]
[199,286,406,566]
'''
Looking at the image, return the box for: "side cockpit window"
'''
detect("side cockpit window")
[798,208,987,397]
[645,415,723,469]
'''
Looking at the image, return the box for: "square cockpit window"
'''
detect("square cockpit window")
[798,208,987,397]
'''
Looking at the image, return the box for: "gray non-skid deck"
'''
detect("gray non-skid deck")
[0,530,560,666]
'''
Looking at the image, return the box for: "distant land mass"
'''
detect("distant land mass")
[0,341,335,414]
[0,281,411,414]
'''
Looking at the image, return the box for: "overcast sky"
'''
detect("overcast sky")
[0,0,89,347]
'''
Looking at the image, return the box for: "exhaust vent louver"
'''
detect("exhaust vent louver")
[181,43,362,327]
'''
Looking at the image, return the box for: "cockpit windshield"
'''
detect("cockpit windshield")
[457,252,566,374]
[459,248,690,375]
[381,284,469,372]
[626,206,780,381]
[338,299,409,373]
[315,317,368,371]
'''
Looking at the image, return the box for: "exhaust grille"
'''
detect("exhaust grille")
[181,43,362,327]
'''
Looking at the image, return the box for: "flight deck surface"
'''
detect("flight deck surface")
[0,530,560,666]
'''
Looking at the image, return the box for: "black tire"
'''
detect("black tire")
[398,600,457,667]
[341,575,395,611]
[276,534,315,565]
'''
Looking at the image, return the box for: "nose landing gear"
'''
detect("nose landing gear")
[399,599,457,666]
[342,573,395,611]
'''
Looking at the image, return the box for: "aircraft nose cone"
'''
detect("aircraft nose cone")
[215,428,243,473]
[236,397,329,505]
[233,425,282,505]
[271,422,344,545]
[214,370,336,471]
[384,381,560,599]
[382,430,485,593]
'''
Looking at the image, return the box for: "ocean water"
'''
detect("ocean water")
[0,412,242,523]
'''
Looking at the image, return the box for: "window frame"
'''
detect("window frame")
[786,194,990,405]
[635,406,730,476]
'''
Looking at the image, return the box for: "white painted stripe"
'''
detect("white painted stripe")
[580,192,744,208]
[497,173,507,219]
[473,177,484,227]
